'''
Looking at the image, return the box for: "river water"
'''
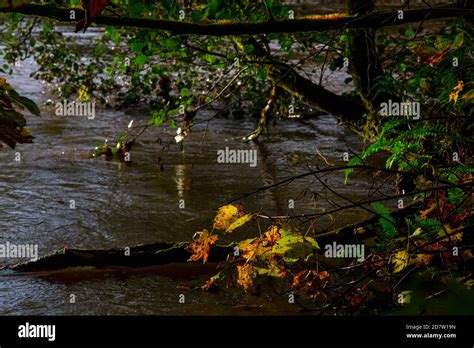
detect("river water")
[0,28,394,315]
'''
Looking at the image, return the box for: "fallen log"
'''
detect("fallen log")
[7,242,233,273]
[3,203,421,273]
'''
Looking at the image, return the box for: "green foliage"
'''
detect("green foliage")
[371,203,397,238]
[447,188,465,206]
[271,229,319,263]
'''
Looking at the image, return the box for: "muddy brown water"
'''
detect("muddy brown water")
[0,28,397,315]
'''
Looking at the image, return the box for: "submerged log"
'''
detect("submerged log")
[8,242,233,273]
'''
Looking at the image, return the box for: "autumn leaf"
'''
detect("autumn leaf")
[419,192,457,222]
[78,85,90,102]
[410,252,434,267]
[225,213,252,233]
[291,270,306,289]
[263,225,281,245]
[419,199,437,220]
[422,51,448,67]
[345,288,367,307]
[0,77,12,91]
[291,270,330,298]
[213,204,244,230]
[75,0,110,33]
[254,265,286,278]
[449,80,464,105]
[236,264,254,291]
[391,249,409,273]
[438,225,463,243]
[409,227,423,238]
[202,272,221,292]
[238,238,258,260]
[363,253,387,273]
[409,45,450,67]
[238,237,271,261]
[186,229,218,263]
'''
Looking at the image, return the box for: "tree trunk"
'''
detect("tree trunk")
[347,0,383,113]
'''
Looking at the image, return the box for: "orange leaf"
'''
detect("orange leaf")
[186,229,218,263]
[236,264,254,291]
[263,225,281,245]
[421,52,447,67]
[291,270,330,298]
[449,81,464,105]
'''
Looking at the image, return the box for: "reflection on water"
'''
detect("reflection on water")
[175,164,192,199]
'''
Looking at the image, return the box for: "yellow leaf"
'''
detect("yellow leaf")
[449,80,464,105]
[391,250,409,273]
[238,238,268,261]
[410,227,422,238]
[438,225,463,243]
[213,204,241,230]
[0,77,12,91]
[410,252,433,267]
[236,264,254,291]
[225,214,252,233]
[419,201,436,219]
[400,290,413,304]
[78,85,90,102]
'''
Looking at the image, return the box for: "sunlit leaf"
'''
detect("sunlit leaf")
[400,290,413,304]
[272,230,319,263]
[213,204,243,230]
[186,229,218,264]
[449,80,464,105]
[225,214,252,233]
[391,249,409,273]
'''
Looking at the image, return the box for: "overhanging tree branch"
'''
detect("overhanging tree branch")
[0,3,472,36]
